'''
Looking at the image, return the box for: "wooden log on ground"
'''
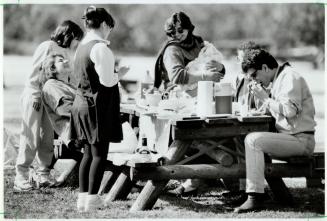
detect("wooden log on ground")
[98,162,122,195]
[130,180,168,211]
[131,163,324,181]
[104,167,134,202]
[130,140,192,211]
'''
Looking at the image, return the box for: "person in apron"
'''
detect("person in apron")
[234,49,316,213]
[71,6,126,212]
[14,20,83,191]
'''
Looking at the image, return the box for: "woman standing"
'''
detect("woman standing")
[14,20,83,191]
[71,6,123,212]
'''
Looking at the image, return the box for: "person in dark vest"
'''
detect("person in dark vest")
[71,6,127,212]
[154,11,224,93]
[234,49,316,213]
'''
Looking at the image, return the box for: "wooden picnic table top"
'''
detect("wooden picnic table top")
[120,103,273,127]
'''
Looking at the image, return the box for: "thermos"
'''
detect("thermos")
[214,82,233,114]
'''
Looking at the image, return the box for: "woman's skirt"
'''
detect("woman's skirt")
[70,84,123,144]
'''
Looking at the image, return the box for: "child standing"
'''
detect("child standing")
[14,20,83,191]
[71,6,126,212]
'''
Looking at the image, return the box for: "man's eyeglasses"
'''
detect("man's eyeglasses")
[248,69,258,79]
[177,28,184,34]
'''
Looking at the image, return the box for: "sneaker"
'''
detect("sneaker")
[84,194,104,212]
[77,192,88,212]
[166,185,198,197]
[34,174,57,188]
[14,180,33,191]
[234,193,264,213]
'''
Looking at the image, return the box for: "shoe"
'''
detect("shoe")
[222,190,248,206]
[34,174,57,188]
[84,194,104,212]
[228,191,248,206]
[77,192,88,212]
[166,185,198,197]
[222,190,246,198]
[234,193,264,213]
[14,180,33,191]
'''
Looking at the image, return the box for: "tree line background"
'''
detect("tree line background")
[4,3,324,57]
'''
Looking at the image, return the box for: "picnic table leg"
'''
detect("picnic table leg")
[265,157,294,206]
[105,166,134,202]
[98,162,122,195]
[130,140,192,211]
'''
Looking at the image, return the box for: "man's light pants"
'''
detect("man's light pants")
[245,132,315,193]
[15,94,54,182]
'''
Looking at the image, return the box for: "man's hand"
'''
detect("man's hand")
[250,83,269,102]
[117,65,130,79]
[32,98,41,112]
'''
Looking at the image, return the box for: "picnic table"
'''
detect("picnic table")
[100,103,324,211]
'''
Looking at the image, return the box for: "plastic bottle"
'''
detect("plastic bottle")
[141,135,147,148]
[140,70,153,99]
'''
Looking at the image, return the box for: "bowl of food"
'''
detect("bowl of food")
[145,92,162,107]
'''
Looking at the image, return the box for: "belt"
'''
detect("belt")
[299,131,315,135]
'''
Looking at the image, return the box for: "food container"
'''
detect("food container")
[145,92,162,106]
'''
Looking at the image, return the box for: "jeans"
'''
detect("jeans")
[244,132,315,193]
[15,93,54,182]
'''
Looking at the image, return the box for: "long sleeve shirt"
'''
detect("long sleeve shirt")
[80,31,118,87]
[163,41,202,86]
[42,79,76,144]
[266,66,316,134]
[25,40,73,98]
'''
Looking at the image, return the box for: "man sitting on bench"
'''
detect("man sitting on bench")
[234,49,316,213]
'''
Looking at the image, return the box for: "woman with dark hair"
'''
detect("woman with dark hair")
[154,11,224,91]
[71,6,128,212]
[155,11,224,196]
[14,20,84,191]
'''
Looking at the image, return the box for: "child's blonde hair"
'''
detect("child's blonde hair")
[39,54,64,88]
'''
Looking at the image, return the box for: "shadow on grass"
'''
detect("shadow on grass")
[4,169,324,218]
[157,186,325,215]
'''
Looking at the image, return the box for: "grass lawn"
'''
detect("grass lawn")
[4,169,324,219]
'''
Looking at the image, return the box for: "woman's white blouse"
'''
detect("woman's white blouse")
[81,31,118,87]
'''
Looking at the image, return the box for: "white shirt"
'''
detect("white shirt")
[81,31,118,87]
[266,66,316,134]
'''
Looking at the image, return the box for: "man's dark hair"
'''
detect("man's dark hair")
[238,41,261,52]
[241,49,278,73]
